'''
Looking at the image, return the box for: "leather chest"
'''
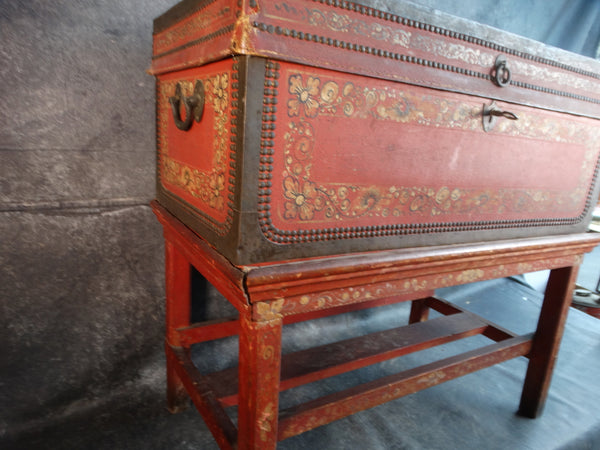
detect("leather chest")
[151,0,600,265]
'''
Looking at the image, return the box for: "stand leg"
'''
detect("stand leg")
[165,240,192,413]
[409,298,430,324]
[519,265,579,418]
[237,314,282,450]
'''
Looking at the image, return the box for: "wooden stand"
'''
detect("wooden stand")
[153,201,600,449]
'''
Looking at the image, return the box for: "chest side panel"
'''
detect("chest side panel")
[156,58,241,236]
[258,60,600,245]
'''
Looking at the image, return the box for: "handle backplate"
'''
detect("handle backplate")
[482,100,518,132]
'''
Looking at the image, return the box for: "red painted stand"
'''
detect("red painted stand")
[153,201,600,449]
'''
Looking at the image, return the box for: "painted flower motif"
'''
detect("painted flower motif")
[208,172,225,210]
[392,98,411,117]
[457,269,484,283]
[364,89,379,108]
[435,187,452,211]
[284,177,318,220]
[377,98,411,121]
[288,75,320,117]
[257,402,275,443]
[359,188,381,210]
[180,167,193,187]
[410,194,427,213]
[212,74,228,113]
[210,172,225,195]
[326,12,352,31]
[343,101,355,117]
[320,81,339,103]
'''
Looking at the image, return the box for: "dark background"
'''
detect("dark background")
[2,1,599,448]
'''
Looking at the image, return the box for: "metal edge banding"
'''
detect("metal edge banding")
[257,60,597,246]
[153,0,220,35]
[235,56,276,263]
[224,54,255,264]
[157,189,230,237]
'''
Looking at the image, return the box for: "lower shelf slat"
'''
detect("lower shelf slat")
[425,296,518,342]
[208,311,489,406]
[277,334,533,441]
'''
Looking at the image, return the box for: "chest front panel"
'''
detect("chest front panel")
[258,60,599,245]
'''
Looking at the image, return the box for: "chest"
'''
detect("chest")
[151,0,600,265]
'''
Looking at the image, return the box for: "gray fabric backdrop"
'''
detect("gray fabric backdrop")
[1,0,599,448]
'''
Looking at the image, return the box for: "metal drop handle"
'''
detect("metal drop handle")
[169,80,205,131]
[492,55,511,87]
[486,108,518,121]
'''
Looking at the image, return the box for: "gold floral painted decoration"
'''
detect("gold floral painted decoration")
[283,178,323,220]
[288,75,321,117]
[280,72,598,223]
[306,8,412,48]
[160,73,230,213]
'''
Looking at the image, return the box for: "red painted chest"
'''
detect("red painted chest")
[151,0,600,265]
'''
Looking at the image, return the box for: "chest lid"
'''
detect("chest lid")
[152,0,600,120]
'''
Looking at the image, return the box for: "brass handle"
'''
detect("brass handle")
[482,101,518,132]
[492,55,511,87]
[169,81,205,131]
